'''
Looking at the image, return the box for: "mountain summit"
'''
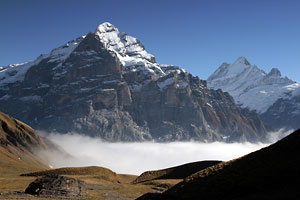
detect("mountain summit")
[207,57,297,113]
[0,23,268,142]
[207,57,300,129]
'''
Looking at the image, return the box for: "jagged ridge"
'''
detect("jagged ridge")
[208,57,300,130]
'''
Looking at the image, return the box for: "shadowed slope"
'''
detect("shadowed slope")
[133,161,221,184]
[138,129,300,200]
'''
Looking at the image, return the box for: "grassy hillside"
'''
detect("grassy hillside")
[16,166,180,200]
[0,111,51,199]
[0,111,49,175]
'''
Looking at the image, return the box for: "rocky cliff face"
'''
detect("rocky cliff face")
[260,95,300,129]
[207,57,300,130]
[0,22,268,142]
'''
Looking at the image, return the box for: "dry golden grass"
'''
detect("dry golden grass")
[0,175,53,200]
[0,146,48,199]
[0,111,49,177]
[0,112,46,149]
[0,146,48,176]
[0,165,181,200]
[22,166,117,178]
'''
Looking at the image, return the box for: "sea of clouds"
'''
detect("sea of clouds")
[37,131,291,175]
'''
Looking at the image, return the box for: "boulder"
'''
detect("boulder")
[25,174,86,198]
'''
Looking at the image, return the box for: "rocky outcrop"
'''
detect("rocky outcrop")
[0,23,269,142]
[25,175,86,198]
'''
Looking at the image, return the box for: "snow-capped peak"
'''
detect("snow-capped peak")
[95,22,154,61]
[97,22,118,33]
[233,56,251,65]
[207,57,299,113]
[208,57,261,81]
[0,22,177,88]
[95,22,164,76]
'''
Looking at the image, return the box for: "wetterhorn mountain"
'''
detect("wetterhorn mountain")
[207,57,300,130]
[0,22,268,142]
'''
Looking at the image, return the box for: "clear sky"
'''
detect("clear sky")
[1,0,299,81]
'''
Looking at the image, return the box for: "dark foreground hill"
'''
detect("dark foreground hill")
[133,161,221,184]
[137,129,300,200]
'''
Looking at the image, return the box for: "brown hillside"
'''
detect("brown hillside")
[0,111,49,175]
[138,129,300,200]
[0,111,45,149]
[133,160,221,184]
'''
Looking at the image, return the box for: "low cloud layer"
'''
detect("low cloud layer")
[266,128,294,143]
[41,133,275,175]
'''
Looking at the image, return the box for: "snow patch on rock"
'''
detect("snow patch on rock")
[158,78,174,89]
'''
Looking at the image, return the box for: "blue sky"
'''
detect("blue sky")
[1,0,299,81]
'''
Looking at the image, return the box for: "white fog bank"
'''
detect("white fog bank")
[42,133,273,175]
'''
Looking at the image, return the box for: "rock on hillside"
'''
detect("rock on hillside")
[0,23,269,142]
[25,174,86,199]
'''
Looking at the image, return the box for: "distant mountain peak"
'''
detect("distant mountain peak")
[207,57,298,114]
[268,67,281,77]
[234,56,250,65]
[209,56,253,79]
[96,22,118,33]
[94,21,159,74]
